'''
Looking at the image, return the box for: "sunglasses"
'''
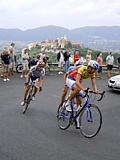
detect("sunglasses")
[38,65,44,68]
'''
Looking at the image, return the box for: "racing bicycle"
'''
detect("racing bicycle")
[57,88,105,138]
[22,81,37,114]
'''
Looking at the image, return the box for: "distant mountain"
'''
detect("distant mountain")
[0,25,120,42]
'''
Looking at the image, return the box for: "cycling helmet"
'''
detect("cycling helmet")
[88,60,99,70]
[75,60,82,66]
[37,60,45,66]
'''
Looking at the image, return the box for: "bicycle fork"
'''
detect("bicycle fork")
[85,98,93,122]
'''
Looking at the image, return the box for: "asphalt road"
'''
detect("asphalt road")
[0,71,120,160]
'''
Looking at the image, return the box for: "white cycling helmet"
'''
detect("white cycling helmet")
[88,60,99,70]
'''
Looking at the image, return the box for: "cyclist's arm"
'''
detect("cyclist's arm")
[63,72,68,84]
[75,73,85,90]
[39,75,45,87]
[26,71,31,83]
[91,77,99,93]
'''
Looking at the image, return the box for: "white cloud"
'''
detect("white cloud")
[0,0,120,30]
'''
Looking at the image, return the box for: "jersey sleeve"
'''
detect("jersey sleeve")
[90,73,95,79]
[30,66,36,72]
[77,67,83,76]
[42,68,45,76]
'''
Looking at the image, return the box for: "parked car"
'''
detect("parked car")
[108,75,120,91]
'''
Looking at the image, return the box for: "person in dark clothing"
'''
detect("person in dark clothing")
[117,56,120,75]
[64,48,70,72]
[1,48,10,81]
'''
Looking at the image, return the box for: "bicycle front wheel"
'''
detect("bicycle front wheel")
[79,104,102,138]
[22,93,32,114]
[23,103,29,114]
[57,101,71,130]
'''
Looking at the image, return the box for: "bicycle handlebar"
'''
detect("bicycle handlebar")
[83,88,105,101]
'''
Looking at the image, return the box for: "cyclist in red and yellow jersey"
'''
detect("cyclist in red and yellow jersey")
[65,60,100,111]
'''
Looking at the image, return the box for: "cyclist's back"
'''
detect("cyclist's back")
[68,65,95,80]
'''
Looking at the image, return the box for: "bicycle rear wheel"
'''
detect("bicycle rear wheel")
[57,101,71,130]
[79,104,102,138]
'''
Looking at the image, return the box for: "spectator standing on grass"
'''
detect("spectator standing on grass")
[0,51,4,77]
[96,53,103,79]
[37,48,48,63]
[86,50,92,64]
[9,43,16,64]
[57,48,64,74]
[1,48,10,81]
[116,56,120,75]
[106,52,114,78]
[64,48,70,72]
[9,43,15,75]
[20,48,29,78]
[36,48,50,69]
[74,50,80,65]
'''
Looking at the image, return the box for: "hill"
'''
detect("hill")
[0,25,120,42]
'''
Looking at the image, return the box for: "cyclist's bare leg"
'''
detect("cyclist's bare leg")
[76,96,82,106]
[69,84,80,101]
[32,81,39,96]
[24,84,30,100]
[21,69,26,76]
[61,86,69,104]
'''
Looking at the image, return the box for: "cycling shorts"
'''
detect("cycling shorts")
[66,76,83,96]
[28,76,40,85]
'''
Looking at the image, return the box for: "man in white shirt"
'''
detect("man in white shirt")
[57,49,64,74]
[106,52,114,77]
[20,48,29,78]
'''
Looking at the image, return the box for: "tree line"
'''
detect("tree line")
[16,44,119,65]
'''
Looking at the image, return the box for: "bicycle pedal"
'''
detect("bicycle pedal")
[70,120,74,125]
[70,118,74,125]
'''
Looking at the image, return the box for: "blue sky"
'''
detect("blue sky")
[0,0,120,31]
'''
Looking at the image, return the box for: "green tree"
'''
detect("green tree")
[65,41,72,49]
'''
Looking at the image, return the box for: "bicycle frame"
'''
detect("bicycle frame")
[75,96,93,122]
[61,89,105,123]
[61,95,91,123]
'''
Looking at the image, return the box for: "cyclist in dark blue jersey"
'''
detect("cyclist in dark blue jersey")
[21,60,45,106]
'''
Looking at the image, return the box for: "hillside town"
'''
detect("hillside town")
[28,35,84,51]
